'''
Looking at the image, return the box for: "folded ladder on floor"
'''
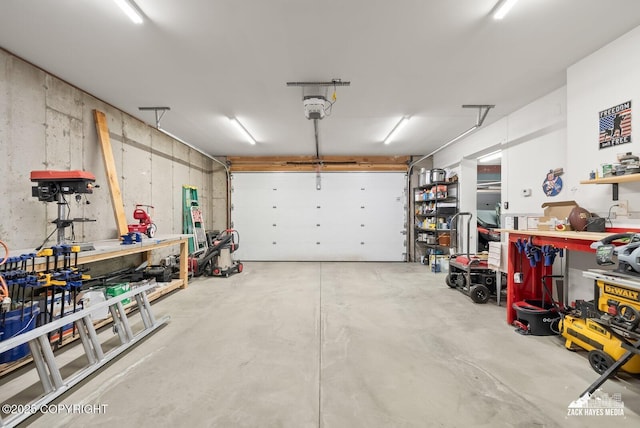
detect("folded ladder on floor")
[0,282,169,428]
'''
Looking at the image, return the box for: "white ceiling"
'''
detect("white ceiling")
[1,0,640,158]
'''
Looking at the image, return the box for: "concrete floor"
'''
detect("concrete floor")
[4,262,640,427]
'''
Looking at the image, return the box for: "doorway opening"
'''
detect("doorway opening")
[477,154,501,252]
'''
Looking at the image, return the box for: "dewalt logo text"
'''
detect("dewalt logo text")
[603,284,640,302]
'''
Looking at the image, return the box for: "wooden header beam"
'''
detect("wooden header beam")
[228,156,409,172]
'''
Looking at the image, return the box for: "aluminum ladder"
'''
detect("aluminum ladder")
[0,282,169,427]
[182,185,208,255]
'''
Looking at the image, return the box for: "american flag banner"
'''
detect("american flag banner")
[599,101,632,149]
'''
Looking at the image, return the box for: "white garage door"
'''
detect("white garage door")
[231,172,406,261]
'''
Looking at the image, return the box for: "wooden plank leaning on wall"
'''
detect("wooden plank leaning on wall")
[227,156,410,172]
[93,110,129,237]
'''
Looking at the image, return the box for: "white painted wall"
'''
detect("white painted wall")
[567,25,640,226]
[563,24,640,295]
[434,87,567,217]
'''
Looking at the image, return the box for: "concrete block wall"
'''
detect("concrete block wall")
[0,49,227,250]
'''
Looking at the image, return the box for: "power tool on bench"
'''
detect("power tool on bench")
[30,170,97,248]
[592,232,640,274]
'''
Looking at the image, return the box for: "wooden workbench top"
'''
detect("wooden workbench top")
[496,229,612,242]
[6,234,190,271]
[10,234,187,256]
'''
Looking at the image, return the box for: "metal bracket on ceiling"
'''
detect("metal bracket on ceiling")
[286,80,351,104]
[462,104,495,127]
[286,79,351,87]
[287,79,351,103]
[138,106,171,129]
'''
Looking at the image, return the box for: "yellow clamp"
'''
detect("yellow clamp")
[37,273,66,287]
[67,267,91,280]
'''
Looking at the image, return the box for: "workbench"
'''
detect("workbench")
[28,234,190,283]
[498,229,613,325]
[0,234,189,375]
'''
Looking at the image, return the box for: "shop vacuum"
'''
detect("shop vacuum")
[188,229,243,278]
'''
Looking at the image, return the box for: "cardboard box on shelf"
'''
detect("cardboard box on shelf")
[534,200,579,231]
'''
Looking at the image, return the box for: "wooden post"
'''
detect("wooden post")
[93,110,129,237]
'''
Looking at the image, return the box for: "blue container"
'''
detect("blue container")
[0,306,40,363]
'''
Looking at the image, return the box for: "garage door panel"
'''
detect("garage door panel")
[232,172,406,261]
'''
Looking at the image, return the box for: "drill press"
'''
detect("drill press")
[30,170,96,246]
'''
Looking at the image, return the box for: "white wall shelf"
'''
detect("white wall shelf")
[580,173,640,200]
[579,173,640,185]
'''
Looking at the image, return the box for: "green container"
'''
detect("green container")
[105,283,131,305]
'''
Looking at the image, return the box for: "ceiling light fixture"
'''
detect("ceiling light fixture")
[113,0,143,24]
[229,117,257,145]
[478,150,502,163]
[493,0,519,20]
[383,116,409,145]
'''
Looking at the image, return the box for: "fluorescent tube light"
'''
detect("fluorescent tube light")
[383,116,409,145]
[478,150,502,163]
[493,0,519,20]
[113,0,143,24]
[229,117,257,145]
